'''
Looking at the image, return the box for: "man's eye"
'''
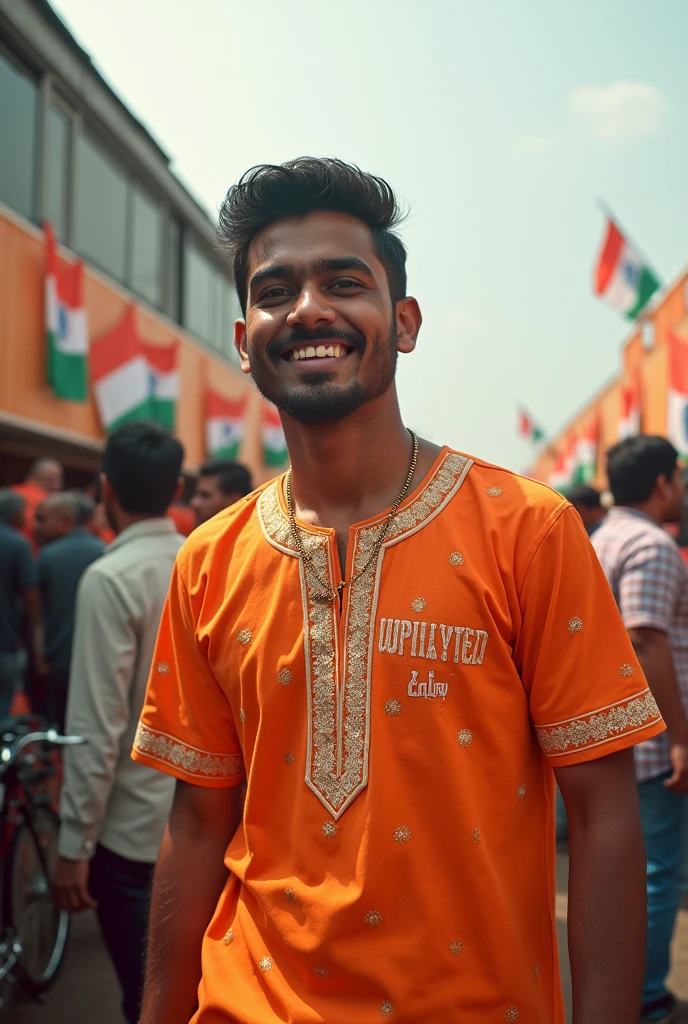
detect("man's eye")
[261,286,290,300]
[331,279,361,290]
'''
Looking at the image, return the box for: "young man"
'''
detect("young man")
[12,457,64,546]
[190,459,253,526]
[593,436,688,1024]
[34,492,104,729]
[134,159,664,1024]
[53,423,185,1024]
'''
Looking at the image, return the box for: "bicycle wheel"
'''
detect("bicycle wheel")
[3,808,69,992]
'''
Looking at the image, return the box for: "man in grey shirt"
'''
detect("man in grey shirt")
[53,422,185,1024]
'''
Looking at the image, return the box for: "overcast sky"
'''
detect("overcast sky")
[52,0,688,471]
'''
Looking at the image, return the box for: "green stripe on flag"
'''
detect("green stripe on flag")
[48,333,87,401]
[150,398,176,432]
[626,266,660,320]
[264,448,288,468]
[109,399,155,430]
[211,442,241,460]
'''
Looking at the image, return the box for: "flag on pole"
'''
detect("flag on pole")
[667,332,688,456]
[517,408,545,444]
[262,403,288,468]
[593,216,660,320]
[619,374,642,440]
[140,341,180,432]
[549,438,575,493]
[570,416,600,485]
[45,222,88,401]
[90,307,151,430]
[205,391,248,459]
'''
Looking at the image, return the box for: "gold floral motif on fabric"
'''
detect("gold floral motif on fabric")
[536,688,661,757]
[133,723,244,780]
[380,1001,394,1018]
[257,452,472,818]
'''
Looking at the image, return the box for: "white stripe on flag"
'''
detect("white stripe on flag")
[602,244,643,314]
[208,419,243,452]
[152,370,180,401]
[94,357,150,426]
[46,278,88,356]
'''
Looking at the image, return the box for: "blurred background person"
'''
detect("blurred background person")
[167,501,195,537]
[593,436,688,1024]
[34,492,105,729]
[564,483,606,536]
[0,490,38,718]
[190,458,253,526]
[11,457,64,546]
[53,422,185,1024]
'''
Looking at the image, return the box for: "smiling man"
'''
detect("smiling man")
[134,159,664,1024]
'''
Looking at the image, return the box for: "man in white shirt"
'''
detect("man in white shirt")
[53,421,185,1024]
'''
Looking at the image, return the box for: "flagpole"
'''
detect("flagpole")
[595,198,662,284]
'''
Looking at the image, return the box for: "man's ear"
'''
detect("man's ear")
[395,297,422,355]
[235,320,251,375]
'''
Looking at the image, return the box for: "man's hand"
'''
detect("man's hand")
[53,856,97,911]
[666,741,688,792]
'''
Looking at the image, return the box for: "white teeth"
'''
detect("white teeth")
[316,345,327,357]
[289,344,349,361]
[305,346,316,358]
[325,346,335,356]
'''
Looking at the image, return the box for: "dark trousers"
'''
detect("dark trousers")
[89,843,155,1024]
[45,668,69,732]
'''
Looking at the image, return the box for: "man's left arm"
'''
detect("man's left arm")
[556,748,646,1024]
[53,569,136,911]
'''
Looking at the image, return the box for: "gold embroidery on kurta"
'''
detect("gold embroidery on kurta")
[380,1001,394,1018]
[278,668,293,685]
[567,616,583,635]
[284,888,296,904]
[384,699,402,717]
[223,928,234,945]
[449,940,463,956]
[536,688,661,757]
[486,487,502,497]
[284,751,295,765]
[472,828,482,845]
[258,956,273,972]
[457,729,473,747]
[155,661,170,674]
[411,596,426,613]
[257,453,472,819]
[237,628,252,645]
[448,551,464,566]
[238,708,246,723]
[517,784,527,799]
[365,910,382,927]
[504,1008,520,1022]
[394,825,412,843]
[619,663,635,678]
[314,964,329,977]
[322,821,337,838]
[133,723,244,780]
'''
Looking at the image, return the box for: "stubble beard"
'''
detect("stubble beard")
[248,323,398,426]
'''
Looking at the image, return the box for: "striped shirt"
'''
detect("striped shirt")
[592,506,688,782]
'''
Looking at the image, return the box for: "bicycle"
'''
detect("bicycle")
[0,713,85,1009]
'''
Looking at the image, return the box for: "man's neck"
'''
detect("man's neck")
[113,511,163,536]
[618,501,664,526]
[283,391,440,527]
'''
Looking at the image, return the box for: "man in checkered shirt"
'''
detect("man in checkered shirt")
[593,435,688,1024]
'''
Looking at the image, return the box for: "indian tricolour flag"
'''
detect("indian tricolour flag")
[45,222,88,401]
[570,417,599,485]
[550,441,574,493]
[667,332,688,456]
[141,342,180,432]
[619,374,641,440]
[593,216,660,320]
[262,403,288,468]
[91,306,151,430]
[206,390,248,459]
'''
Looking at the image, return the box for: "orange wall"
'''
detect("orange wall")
[0,209,278,484]
[533,273,687,487]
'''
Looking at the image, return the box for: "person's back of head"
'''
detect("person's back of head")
[102,422,184,521]
[606,435,685,524]
[564,484,605,534]
[191,459,253,526]
[72,492,97,528]
[28,457,63,494]
[0,489,26,531]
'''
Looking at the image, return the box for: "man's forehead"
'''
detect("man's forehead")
[248,211,380,274]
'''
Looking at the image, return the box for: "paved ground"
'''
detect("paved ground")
[5,851,688,1023]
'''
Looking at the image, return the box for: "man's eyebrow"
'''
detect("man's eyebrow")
[248,257,375,293]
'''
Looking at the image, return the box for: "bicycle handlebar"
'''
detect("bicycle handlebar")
[0,729,87,773]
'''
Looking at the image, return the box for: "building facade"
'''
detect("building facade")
[0,0,273,488]
[532,271,688,488]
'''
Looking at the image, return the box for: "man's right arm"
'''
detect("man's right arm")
[139,780,244,1024]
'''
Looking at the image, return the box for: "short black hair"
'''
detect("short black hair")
[71,492,96,526]
[198,459,252,497]
[606,435,679,504]
[0,489,25,526]
[218,157,407,315]
[102,422,184,516]
[564,484,602,509]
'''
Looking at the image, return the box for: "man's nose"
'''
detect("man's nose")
[286,287,336,329]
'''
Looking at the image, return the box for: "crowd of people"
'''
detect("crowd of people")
[1,157,688,1024]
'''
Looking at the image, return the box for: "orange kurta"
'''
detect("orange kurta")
[133,448,664,1024]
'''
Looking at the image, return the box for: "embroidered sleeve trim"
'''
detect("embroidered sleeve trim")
[535,688,662,758]
[133,723,244,780]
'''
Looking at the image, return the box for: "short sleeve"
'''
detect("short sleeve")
[617,540,683,633]
[515,506,665,767]
[132,558,245,788]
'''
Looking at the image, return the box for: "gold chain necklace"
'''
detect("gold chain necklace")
[285,430,419,604]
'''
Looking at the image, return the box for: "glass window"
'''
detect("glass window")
[167,217,182,321]
[0,51,38,220]
[44,103,71,241]
[130,184,163,306]
[74,132,128,281]
[183,240,211,342]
